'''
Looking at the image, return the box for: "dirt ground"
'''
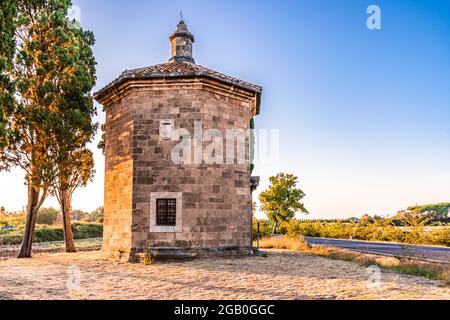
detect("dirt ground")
[0,250,448,300]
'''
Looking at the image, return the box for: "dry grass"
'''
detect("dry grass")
[256,236,312,251]
[258,236,450,285]
[0,250,449,300]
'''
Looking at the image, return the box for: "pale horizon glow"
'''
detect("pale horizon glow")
[1,0,449,219]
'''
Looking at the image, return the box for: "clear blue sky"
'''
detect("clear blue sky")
[1,0,449,218]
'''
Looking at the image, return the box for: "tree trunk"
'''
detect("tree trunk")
[60,189,76,253]
[271,220,279,236]
[18,185,44,258]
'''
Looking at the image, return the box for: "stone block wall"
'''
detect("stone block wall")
[103,78,257,260]
[103,96,135,260]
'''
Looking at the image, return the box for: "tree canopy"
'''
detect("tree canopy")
[36,207,58,225]
[0,0,97,257]
[396,202,450,223]
[0,0,17,147]
[259,173,308,234]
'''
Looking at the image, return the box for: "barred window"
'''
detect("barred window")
[156,199,177,226]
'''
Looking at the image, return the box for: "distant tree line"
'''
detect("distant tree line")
[1,206,104,226]
[394,203,450,225]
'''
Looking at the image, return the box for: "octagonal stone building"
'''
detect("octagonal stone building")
[94,20,262,261]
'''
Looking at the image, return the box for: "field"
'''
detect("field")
[257,236,450,284]
[0,238,102,260]
[0,250,448,300]
[0,213,448,300]
[0,221,103,245]
[254,219,450,247]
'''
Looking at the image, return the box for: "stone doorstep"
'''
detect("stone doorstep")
[149,250,198,260]
[136,246,253,262]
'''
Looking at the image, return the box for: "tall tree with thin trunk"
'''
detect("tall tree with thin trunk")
[259,173,309,235]
[46,5,97,252]
[0,0,96,257]
[52,149,95,252]
[0,0,54,258]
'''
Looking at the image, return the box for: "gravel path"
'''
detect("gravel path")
[0,250,448,300]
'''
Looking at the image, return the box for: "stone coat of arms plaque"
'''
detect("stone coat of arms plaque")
[159,119,174,140]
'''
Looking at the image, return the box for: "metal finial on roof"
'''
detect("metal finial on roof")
[180,10,183,22]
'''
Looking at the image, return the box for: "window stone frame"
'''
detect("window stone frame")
[150,192,183,233]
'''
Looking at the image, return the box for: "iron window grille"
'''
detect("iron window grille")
[156,199,177,226]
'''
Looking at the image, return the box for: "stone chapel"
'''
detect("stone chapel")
[94,20,262,261]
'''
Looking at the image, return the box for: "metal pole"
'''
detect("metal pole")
[257,221,260,250]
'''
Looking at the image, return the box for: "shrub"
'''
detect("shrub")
[252,219,273,240]
[72,222,103,239]
[261,219,449,247]
[34,226,64,242]
[387,262,449,283]
[0,233,23,245]
[0,213,26,227]
[0,222,103,245]
[36,207,58,225]
[258,236,311,252]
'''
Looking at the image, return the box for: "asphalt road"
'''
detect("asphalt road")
[304,237,450,263]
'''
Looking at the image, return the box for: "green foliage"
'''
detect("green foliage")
[39,0,98,252]
[265,202,450,245]
[90,206,104,222]
[249,118,255,174]
[0,208,103,227]
[72,222,103,239]
[89,206,104,222]
[0,222,102,245]
[0,0,17,147]
[276,219,450,247]
[0,0,97,255]
[359,214,374,225]
[97,123,106,155]
[34,225,64,241]
[251,202,257,215]
[0,212,26,227]
[252,219,273,240]
[405,202,450,222]
[1,0,85,182]
[36,207,58,225]
[70,209,86,221]
[386,263,447,283]
[39,0,98,212]
[259,173,308,233]
[73,206,103,222]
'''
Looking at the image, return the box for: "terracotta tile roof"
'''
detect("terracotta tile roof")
[93,61,262,101]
